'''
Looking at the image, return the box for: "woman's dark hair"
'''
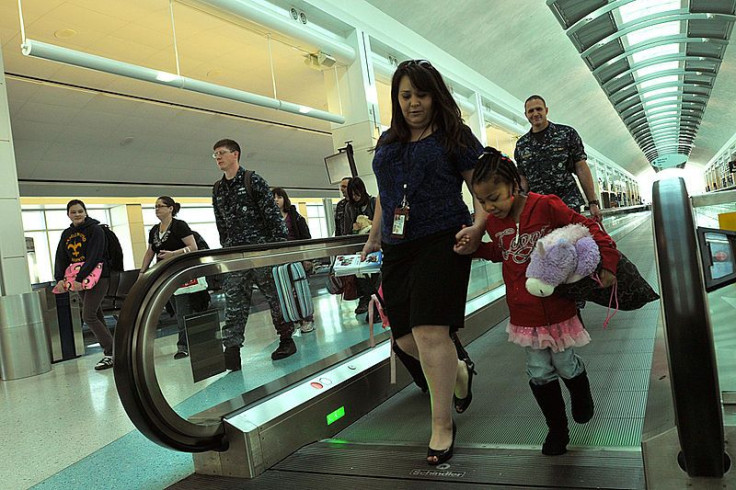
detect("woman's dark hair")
[272,187,292,209]
[66,199,87,214]
[377,59,470,154]
[347,177,370,207]
[157,196,181,216]
[471,147,522,192]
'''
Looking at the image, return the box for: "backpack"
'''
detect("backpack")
[190,230,224,291]
[100,224,124,271]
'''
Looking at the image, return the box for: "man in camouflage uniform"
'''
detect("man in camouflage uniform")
[212,138,296,368]
[514,95,602,220]
[333,176,351,236]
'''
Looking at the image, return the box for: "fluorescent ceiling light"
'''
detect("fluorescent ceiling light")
[636,61,679,78]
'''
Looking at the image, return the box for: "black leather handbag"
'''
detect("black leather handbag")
[555,252,659,311]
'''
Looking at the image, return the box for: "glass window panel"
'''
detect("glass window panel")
[45,210,72,230]
[639,75,679,89]
[142,207,158,226]
[642,86,678,98]
[620,0,679,23]
[644,96,677,106]
[22,210,46,231]
[86,208,110,224]
[631,44,679,64]
[636,61,679,78]
[626,22,680,46]
[178,206,217,224]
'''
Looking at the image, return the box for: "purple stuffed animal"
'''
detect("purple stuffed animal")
[525,223,600,297]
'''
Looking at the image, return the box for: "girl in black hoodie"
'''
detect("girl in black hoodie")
[54,200,114,371]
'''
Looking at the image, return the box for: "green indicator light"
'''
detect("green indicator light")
[326,406,345,425]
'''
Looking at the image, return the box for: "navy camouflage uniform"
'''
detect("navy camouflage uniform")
[514,121,587,211]
[213,166,294,348]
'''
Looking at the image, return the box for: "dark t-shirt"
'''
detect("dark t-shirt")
[372,127,482,244]
[148,218,193,260]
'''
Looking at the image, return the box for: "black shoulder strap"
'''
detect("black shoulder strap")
[243,169,254,200]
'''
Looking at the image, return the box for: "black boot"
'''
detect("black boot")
[224,345,241,371]
[529,379,569,456]
[271,338,297,360]
[562,370,594,423]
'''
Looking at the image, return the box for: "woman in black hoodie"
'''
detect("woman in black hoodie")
[273,187,314,333]
[54,200,114,371]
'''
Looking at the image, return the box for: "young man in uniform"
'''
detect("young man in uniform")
[212,139,297,369]
[514,95,602,220]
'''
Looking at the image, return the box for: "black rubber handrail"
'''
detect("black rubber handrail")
[652,177,725,477]
[113,235,367,452]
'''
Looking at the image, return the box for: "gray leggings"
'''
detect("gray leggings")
[78,277,114,356]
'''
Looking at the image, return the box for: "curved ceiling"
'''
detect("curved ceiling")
[365,0,736,175]
[548,0,736,169]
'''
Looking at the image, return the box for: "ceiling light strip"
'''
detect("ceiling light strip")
[21,39,345,124]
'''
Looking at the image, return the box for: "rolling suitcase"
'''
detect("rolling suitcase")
[272,262,314,323]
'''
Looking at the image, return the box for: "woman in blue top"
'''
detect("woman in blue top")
[361,59,488,465]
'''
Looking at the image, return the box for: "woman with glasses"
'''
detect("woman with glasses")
[54,199,115,371]
[140,196,204,359]
[361,59,487,465]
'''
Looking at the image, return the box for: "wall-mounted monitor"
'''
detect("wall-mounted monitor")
[324,143,357,184]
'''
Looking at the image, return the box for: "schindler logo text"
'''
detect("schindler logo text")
[410,469,465,478]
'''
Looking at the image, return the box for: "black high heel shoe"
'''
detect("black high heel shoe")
[427,422,457,466]
[454,358,477,414]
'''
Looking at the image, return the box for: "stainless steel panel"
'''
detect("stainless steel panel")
[0,291,51,380]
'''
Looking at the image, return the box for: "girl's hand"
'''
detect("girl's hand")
[54,280,68,292]
[70,280,84,291]
[360,237,381,261]
[598,269,617,288]
[454,224,482,255]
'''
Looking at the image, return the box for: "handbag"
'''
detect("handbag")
[555,252,659,311]
[53,262,103,293]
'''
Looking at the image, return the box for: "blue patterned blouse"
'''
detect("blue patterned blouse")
[372,127,483,244]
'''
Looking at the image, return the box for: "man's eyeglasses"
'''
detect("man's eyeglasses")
[212,150,233,158]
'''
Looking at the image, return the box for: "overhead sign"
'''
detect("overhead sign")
[651,154,688,168]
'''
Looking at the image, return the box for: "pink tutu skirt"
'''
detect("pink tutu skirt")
[507,315,590,352]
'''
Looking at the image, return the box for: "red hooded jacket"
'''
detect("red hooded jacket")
[475,193,619,327]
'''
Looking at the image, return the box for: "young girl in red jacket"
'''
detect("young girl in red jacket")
[464,147,619,456]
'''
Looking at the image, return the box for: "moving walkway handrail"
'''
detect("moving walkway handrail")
[652,177,725,477]
[113,235,367,452]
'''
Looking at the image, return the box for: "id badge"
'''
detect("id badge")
[391,207,409,239]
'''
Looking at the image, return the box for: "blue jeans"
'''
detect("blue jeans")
[526,347,585,385]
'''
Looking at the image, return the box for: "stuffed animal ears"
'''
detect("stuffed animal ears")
[535,240,546,257]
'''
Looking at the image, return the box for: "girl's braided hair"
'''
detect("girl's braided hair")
[471,146,522,192]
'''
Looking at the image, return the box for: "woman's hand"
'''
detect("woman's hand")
[70,280,84,291]
[360,237,381,261]
[55,279,67,292]
[598,269,617,288]
[157,250,175,261]
[453,224,483,255]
